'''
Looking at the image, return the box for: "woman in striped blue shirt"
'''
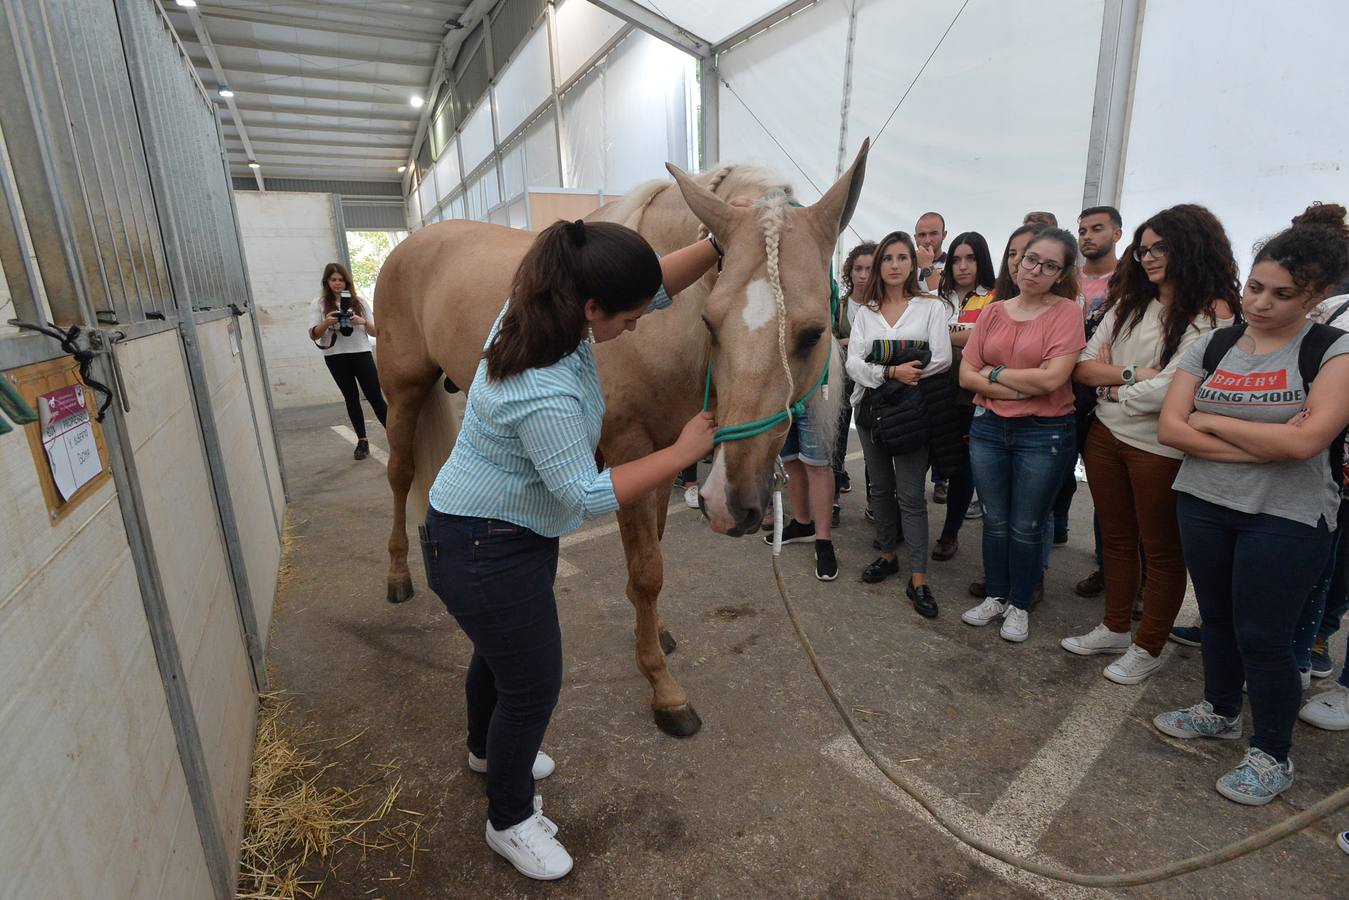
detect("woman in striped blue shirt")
[424,219,720,880]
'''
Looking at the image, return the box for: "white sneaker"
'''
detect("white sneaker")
[485,802,573,880]
[1000,606,1030,642]
[468,750,556,781]
[684,484,700,509]
[1299,683,1349,731]
[961,597,1007,626]
[1301,667,1312,691]
[1104,644,1164,685]
[1061,624,1132,656]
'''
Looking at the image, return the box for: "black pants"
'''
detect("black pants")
[324,351,387,439]
[1176,493,1332,761]
[423,509,562,830]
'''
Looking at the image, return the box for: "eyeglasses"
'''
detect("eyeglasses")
[1132,241,1168,262]
[1018,254,1064,276]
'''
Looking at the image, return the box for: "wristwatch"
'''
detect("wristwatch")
[919,266,934,281]
[1121,365,1137,386]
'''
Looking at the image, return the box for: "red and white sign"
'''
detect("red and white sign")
[38,384,101,501]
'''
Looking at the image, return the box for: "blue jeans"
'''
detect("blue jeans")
[422,509,563,830]
[969,410,1076,609]
[1293,498,1349,669]
[1176,493,1332,761]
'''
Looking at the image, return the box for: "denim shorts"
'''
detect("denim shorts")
[779,403,830,467]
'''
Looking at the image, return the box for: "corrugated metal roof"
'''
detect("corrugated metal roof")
[162,0,478,184]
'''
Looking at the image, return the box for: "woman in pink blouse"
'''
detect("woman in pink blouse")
[958,229,1087,642]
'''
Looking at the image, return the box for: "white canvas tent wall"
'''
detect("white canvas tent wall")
[418,0,1349,274]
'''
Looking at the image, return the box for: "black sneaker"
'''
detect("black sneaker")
[763,518,816,545]
[863,506,875,522]
[838,471,852,494]
[815,540,838,581]
[1053,531,1069,545]
[862,556,900,583]
[831,504,841,528]
[1075,569,1105,597]
[354,439,370,460]
[906,579,939,618]
[932,480,949,504]
[969,578,986,598]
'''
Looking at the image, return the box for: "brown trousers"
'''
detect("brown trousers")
[1083,422,1188,656]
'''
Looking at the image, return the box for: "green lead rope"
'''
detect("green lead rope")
[702,267,840,447]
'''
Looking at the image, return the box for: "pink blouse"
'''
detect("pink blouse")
[963,300,1086,418]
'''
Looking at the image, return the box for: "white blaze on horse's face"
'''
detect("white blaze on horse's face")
[740,279,776,332]
[698,448,735,533]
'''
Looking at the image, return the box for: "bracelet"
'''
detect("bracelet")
[988,365,1005,384]
[707,234,725,272]
[1096,385,1118,403]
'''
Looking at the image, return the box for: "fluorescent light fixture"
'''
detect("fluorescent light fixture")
[218,86,235,98]
[397,165,408,173]
[175,0,197,7]
[247,161,261,169]
[410,95,425,109]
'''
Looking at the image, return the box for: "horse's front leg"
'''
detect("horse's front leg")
[617,492,702,737]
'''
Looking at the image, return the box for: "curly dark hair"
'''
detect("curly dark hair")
[1254,202,1349,297]
[1106,204,1241,367]
[992,222,1048,300]
[840,240,877,298]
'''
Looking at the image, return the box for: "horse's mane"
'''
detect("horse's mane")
[596,165,796,231]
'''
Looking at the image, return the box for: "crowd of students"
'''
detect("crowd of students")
[767,200,1349,809]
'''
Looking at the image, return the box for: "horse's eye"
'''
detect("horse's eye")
[795,327,824,357]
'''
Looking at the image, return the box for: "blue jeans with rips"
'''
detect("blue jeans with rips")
[969,410,1076,609]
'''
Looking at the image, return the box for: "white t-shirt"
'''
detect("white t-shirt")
[844,296,952,407]
[310,296,373,356]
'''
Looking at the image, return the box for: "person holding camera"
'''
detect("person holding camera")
[309,261,387,459]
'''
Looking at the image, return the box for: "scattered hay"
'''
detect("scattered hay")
[236,694,429,899]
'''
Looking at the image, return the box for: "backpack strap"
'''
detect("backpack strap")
[1200,323,1247,376]
[1298,322,1348,491]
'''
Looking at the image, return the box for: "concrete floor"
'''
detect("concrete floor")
[266,404,1349,898]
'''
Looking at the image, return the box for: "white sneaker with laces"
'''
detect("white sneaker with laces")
[684,484,700,509]
[1299,683,1349,731]
[961,597,1007,626]
[468,750,556,780]
[485,801,573,880]
[1104,644,1164,685]
[1000,606,1030,642]
[1061,624,1132,656]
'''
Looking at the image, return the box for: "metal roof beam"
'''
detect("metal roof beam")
[229,103,420,124]
[712,1,820,54]
[199,7,445,45]
[235,135,411,150]
[185,58,428,88]
[223,120,416,137]
[206,36,432,68]
[588,1,711,59]
[181,6,263,189]
[198,81,420,108]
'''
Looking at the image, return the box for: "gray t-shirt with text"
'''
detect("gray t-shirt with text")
[1173,323,1349,529]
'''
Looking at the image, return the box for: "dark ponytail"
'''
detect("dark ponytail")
[485,219,663,380]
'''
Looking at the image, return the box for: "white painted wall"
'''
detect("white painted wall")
[235,191,345,409]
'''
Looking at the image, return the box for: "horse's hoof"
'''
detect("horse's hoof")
[659,628,677,656]
[653,703,702,738]
[387,577,415,604]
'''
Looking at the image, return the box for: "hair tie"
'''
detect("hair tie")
[565,219,587,246]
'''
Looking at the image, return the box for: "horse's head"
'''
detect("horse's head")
[668,141,870,535]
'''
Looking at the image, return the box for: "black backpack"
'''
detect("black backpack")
[1200,320,1348,489]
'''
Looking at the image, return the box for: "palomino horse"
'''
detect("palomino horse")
[376,142,869,736]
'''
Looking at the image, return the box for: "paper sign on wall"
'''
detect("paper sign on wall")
[38,384,101,501]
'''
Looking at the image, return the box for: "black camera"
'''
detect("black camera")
[336,290,355,336]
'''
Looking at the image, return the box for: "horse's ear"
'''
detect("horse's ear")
[667,162,745,240]
[809,138,870,238]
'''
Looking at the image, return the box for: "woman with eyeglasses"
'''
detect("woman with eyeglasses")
[959,229,1086,642]
[1062,205,1238,684]
[1152,207,1349,805]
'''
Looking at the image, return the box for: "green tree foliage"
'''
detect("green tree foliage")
[347,230,406,304]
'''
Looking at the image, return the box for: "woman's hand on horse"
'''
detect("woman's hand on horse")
[676,412,717,463]
[889,361,924,385]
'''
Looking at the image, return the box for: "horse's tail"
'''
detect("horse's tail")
[408,379,464,527]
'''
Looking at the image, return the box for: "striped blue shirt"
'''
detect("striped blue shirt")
[429,288,672,537]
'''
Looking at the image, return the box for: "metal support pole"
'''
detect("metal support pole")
[545,1,567,195]
[834,2,859,182]
[699,57,719,169]
[1082,0,1143,209]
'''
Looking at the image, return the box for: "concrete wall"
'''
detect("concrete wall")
[0,385,210,896]
[235,191,344,409]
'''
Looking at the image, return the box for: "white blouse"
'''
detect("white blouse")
[844,296,952,407]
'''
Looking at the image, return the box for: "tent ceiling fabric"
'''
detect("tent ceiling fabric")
[634,0,795,44]
[162,0,473,182]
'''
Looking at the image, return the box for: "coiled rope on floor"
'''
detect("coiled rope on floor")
[768,553,1349,887]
